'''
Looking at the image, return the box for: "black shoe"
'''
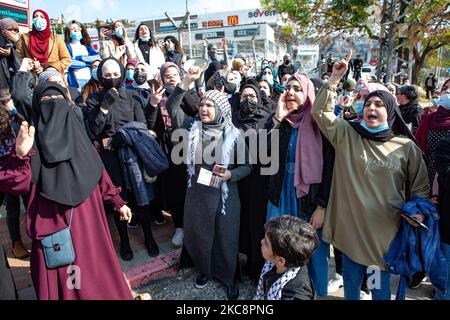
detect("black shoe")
[120,241,133,261]
[195,274,209,289]
[146,244,160,258]
[226,283,239,300]
[408,271,426,289]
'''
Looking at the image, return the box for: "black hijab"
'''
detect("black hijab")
[350,90,416,143]
[234,82,269,130]
[31,82,104,206]
[97,57,125,91]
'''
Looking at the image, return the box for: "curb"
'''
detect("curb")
[125,249,181,289]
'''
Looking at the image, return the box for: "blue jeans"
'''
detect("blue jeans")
[306,229,330,297]
[435,242,450,300]
[342,254,391,300]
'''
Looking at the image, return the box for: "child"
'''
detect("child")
[256,216,319,300]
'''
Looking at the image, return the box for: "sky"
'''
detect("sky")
[30,0,262,22]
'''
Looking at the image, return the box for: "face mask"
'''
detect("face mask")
[91,68,99,81]
[102,77,122,91]
[240,98,258,115]
[355,100,365,117]
[114,28,124,38]
[168,47,175,53]
[125,70,135,81]
[134,71,148,85]
[344,91,353,97]
[224,82,237,95]
[70,31,82,42]
[262,75,274,86]
[33,17,47,32]
[284,59,291,65]
[361,121,390,133]
[164,84,175,95]
[140,36,150,42]
[433,94,450,110]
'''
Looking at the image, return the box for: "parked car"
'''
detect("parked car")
[361,65,377,81]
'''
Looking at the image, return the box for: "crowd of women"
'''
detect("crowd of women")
[1,9,450,301]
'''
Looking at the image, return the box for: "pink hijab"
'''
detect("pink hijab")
[285,74,323,198]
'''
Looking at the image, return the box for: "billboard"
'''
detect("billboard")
[0,0,29,27]
[195,31,225,40]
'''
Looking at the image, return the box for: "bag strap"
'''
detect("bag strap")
[68,208,74,229]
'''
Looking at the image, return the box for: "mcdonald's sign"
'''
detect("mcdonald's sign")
[228,15,239,26]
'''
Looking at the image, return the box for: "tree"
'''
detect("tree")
[262,0,450,85]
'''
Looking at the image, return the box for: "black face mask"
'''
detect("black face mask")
[240,98,258,115]
[102,77,122,91]
[134,71,148,85]
[164,84,175,95]
[224,82,237,95]
[284,59,291,65]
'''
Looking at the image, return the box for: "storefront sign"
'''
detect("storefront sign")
[234,28,258,37]
[228,15,239,26]
[0,3,28,26]
[202,20,223,28]
[248,8,277,18]
[195,31,225,40]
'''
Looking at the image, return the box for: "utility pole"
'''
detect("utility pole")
[186,0,192,58]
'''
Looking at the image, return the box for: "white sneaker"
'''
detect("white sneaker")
[327,273,344,293]
[360,290,372,300]
[171,228,184,247]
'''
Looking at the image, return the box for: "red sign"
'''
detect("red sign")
[202,20,223,28]
[228,15,239,26]
[369,48,380,66]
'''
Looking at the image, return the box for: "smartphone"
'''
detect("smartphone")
[389,204,429,231]
[213,165,227,175]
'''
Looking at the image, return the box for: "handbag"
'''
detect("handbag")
[41,208,76,269]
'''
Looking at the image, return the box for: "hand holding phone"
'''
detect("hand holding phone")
[213,165,227,175]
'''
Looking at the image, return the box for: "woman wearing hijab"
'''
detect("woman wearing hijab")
[231,81,271,279]
[167,66,252,300]
[435,136,450,300]
[133,23,165,80]
[1,82,133,300]
[416,79,450,187]
[86,57,160,261]
[265,73,333,297]
[148,62,201,245]
[311,52,430,300]
[99,21,136,67]
[396,85,423,135]
[0,18,21,91]
[258,66,284,101]
[17,10,71,77]
[64,20,100,91]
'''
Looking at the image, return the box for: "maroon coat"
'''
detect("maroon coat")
[1,150,133,300]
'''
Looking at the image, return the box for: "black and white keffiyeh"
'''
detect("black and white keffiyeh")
[255,261,301,300]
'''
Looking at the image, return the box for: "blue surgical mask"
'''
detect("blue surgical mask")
[361,120,390,133]
[355,100,365,117]
[168,47,175,53]
[91,68,99,81]
[262,75,274,86]
[70,31,82,42]
[344,91,353,97]
[33,17,47,32]
[140,36,150,42]
[432,94,450,110]
[114,28,124,38]
[125,70,135,81]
